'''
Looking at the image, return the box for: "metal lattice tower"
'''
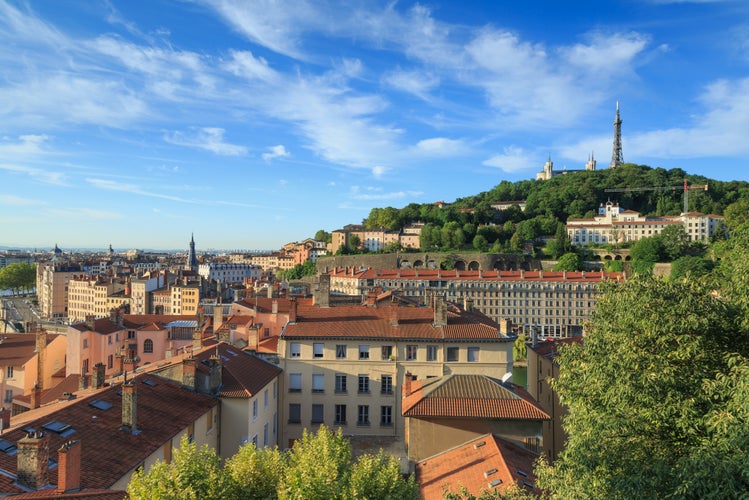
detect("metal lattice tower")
[609,101,623,169]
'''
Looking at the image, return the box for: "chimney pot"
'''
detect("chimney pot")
[57,440,81,493]
[121,381,137,433]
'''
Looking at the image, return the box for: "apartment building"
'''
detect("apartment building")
[330,224,424,254]
[67,276,127,322]
[278,293,514,448]
[327,268,621,336]
[566,201,724,246]
[198,263,262,284]
[151,283,200,315]
[36,263,83,319]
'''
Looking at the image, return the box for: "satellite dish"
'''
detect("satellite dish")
[500,372,512,384]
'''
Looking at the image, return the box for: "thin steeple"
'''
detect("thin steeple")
[609,101,623,169]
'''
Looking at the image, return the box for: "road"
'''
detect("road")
[0,295,66,333]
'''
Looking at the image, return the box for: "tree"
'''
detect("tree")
[553,253,582,272]
[224,443,286,499]
[348,450,418,499]
[534,276,749,499]
[473,234,489,252]
[348,234,361,252]
[629,236,664,275]
[314,230,332,244]
[513,333,527,362]
[669,256,713,280]
[0,263,36,295]
[658,225,690,261]
[127,435,230,500]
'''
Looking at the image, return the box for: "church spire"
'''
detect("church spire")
[609,101,623,169]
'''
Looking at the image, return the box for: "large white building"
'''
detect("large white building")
[566,202,724,246]
[198,263,262,284]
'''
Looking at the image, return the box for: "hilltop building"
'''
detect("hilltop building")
[329,223,423,255]
[566,201,724,245]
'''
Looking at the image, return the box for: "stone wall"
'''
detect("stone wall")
[317,253,541,273]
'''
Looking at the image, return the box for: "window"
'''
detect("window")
[406,345,418,361]
[273,381,277,399]
[427,345,438,361]
[446,346,459,362]
[357,405,370,426]
[311,404,324,424]
[335,374,347,393]
[253,400,258,420]
[336,344,347,359]
[108,335,112,345]
[5,367,12,379]
[273,412,277,435]
[264,389,268,409]
[358,345,370,360]
[381,406,393,426]
[468,346,480,362]
[4,390,12,403]
[128,330,135,339]
[288,404,301,423]
[313,343,324,358]
[143,339,154,354]
[312,374,325,393]
[82,359,89,374]
[263,423,269,447]
[335,404,347,425]
[381,375,393,395]
[107,354,113,369]
[83,339,88,349]
[358,375,370,394]
[264,327,270,338]
[290,342,301,358]
[381,345,393,360]
[289,373,302,392]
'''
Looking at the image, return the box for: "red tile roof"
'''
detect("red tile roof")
[402,374,549,420]
[13,374,82,408]
[0,374,218,493]
[0,334,59,366]
[193,343,280,399]
[283,303,510,342]
[416,434,539,499]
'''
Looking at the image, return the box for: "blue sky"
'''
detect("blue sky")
[2,0,749,251]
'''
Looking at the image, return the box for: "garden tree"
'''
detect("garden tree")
[534,276,749,499]
[442,485,536,499]
[348,234,361,252]
[546,224,571,259]
[127,436,230,500]
[314,229,332,244]
[553,252,582,272]
[473,234,489,252]
[0,263,36,294]
[347,450,419,499]
[509,232,523,252]
[281,261,317,281]
[512,333,527,362]
[722,197,749,229]
[603,260,624,273]
[657,224,690,261]
[382,241,402,253]
[364,206,401,231]
[224,443,286,499]
[420,223,441,251]
[515,218,541,242]
[669,255,714,280]
[629,236,664,274]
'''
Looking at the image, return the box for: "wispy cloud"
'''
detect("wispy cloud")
[483,146,535,173]
[262,145,290,160]
[164,128,248,156]
[0,194,46,206]
[0,164,68,185]
[86,178,200,203]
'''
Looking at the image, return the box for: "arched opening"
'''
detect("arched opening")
[454,260,466,271]
[413,260,424,269]
[400,260,411,269]
[604,255,612,261]
[614,255,622,261]
[468,261,480,270]
[426,259,438,270]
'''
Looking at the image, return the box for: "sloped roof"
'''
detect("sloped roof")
[0,375,218,493]
[13,374,82,408]
[0,334,59,366]
[193,343,281,399]
[402,374,549,420]
[283,303,509,342]
[416,434,539,499]
[528,337,582,363]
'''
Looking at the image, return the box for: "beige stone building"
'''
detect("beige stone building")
[36,263,83,319]
[566,201,724,246]
[278,293,515,449]
[329,224,423,254]
[67,276,127,323]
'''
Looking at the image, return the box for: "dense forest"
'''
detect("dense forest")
[346,164,749,256]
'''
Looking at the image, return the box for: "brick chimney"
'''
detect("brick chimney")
[35,329,46,390]
[85,315,96,331]
[77,373,88,392]
[57,440,81,494]
[30,382,42,410]
[182,357,197,391]
[17,431,50,490]
[93,362,105,389]
[289,299,297,324]
[390,306,399,327]
[433,294,447,327]
[121,379,137,433]
[403,372,413,397]
[0,407,11,434]
[192,327,202,353]
[313,274,330,308]
[463,297,474,312]
[272,300,278,314]
[213,303,223,333]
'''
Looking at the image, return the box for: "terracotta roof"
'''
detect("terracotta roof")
[257,336,279,354]
[193,343,280,399]
[69,318,122,335]
[8,489,127,499]
[528,337,582,363]
[13,374,82,408]
[402,374,549,420]
[0,374,218,493]
[283,303,509,342]
[0,334,60,366]
[416,434,539,499]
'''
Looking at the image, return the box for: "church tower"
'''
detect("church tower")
[186,234,198,271]
[609,101,623,169]
[586,152,597,171]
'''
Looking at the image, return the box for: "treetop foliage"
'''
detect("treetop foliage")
[0,262,36,294]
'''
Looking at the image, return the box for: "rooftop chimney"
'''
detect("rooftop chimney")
[85,315,96,331]
[77,373,88,392]
[433,294,447,327]
[17,431,50,490]
[57,440,81,494]
[213,303,223,333]
[463,297,474,312]
[0,407,10,434]
[121,379,137,433]
[403,372,413,397]
[30,382,42,410]
[35,329,47,390]
[289,298,297,324]
[182,357,197,391]
[272,300,278,315]
[93,362,105,389]
[314,274,330,308]
[192,327,202,353]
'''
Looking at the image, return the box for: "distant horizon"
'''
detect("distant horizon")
[2,1,749,249]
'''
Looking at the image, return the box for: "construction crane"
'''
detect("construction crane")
[605,179,708,215]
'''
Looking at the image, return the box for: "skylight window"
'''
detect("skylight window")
[42,421,75,437]
[484,468,498,477]
[142,379,157,387]
[89,400,113,411]
[227,350,238,356]
[474,441,486,449]
[488,479,503,488]
[0,439,17,455]
[515,469,528,477]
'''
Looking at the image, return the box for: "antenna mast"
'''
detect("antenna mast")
[609,101,623,169]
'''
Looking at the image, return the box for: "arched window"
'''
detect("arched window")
[143,339,154,354]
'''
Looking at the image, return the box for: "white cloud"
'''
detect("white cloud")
[351,189,424,201]
[0,164,67,185]
[483,146,536,173]
[223,50,278,82]
[86,178,200,203]
[414,137,466,156]
[164,127,247,156]
[382,69,439,100]
[0,135,49,155]
[262,145,290,160]
[0,194,46,206]
[371,166,387,178]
